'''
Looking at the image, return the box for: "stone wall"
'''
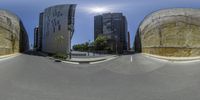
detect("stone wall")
[0,10,29,56]
[135,8,200,57]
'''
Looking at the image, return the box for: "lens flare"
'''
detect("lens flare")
[89,7,110,13]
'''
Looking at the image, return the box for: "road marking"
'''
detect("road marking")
[131,56,133,62]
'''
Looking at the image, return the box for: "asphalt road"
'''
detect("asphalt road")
[1,52,200,100]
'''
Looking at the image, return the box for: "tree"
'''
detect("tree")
[72,35,109,53]
[72,42,89,51]
[94,35,108,51]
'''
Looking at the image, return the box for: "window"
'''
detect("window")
[53,27,55,32]
[58,25,61,31]
[57,20,60,25]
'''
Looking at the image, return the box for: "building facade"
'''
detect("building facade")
[0,9,29,55]
[37,12,44,51]
[94,13,128,54]
[128,32,130,50]
[38,4,76,54]
[34,26,39,50]
[34,13,43,51]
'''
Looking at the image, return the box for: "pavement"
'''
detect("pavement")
[71,51,111,57]
[66,55,118,64]
[0,53,20,60]
[41,51,118,64]
[143,53,200,61]
[1,52,200,100]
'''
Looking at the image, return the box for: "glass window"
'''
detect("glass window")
[53,27,55,32]
[58,25,61,31]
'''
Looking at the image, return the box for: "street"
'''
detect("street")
[0,52,200,100]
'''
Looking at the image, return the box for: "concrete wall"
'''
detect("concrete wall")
[0,10,29,56]
[42,4,76,54]
[135,8,200,57]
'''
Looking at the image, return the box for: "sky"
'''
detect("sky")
[1,0,200,48]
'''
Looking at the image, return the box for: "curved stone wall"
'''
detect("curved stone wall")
[0,10,29,55]
[135,8,200,57]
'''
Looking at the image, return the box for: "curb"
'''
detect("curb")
[142,53,200,62]
[89,56,118,64]
[67,58,107,64]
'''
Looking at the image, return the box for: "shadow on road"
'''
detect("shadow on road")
[22,51,47,57]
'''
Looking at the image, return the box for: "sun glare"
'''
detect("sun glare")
[90,7,109,13]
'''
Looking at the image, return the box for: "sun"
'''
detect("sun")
[90,7,109,13]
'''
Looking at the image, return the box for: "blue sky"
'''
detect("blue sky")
[1,0,200,48]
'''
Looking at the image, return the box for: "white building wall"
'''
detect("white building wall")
[42,4,76,54]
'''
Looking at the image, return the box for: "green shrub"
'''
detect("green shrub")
[53,53,68,60]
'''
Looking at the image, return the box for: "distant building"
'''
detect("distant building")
[37,4,76,54]
[128,32,130,50]
[94,13,128,54]
[34,26,39,50]
[37,12,44,51]
[33,13,43,51]
[94,15,103,39]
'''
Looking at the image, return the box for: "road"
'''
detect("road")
[0,52,200,100]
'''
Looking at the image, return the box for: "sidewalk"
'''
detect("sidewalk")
[60,55,118,64]
[143,53,200,61]
[69,55,117,62]
[0,53,20,59]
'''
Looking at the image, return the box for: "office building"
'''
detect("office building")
[94,13,128,54]
[34,26,39,50]
[38,4,76,54]
[128,32,130,50]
